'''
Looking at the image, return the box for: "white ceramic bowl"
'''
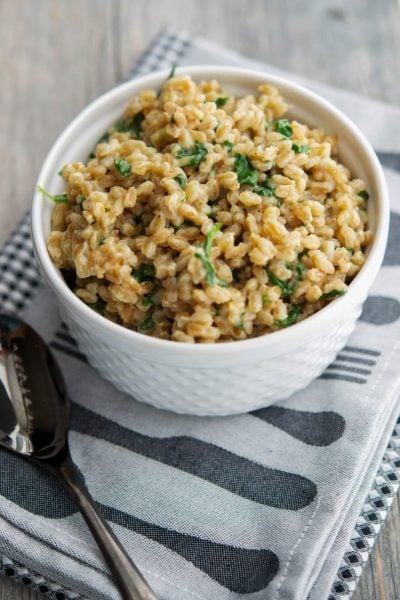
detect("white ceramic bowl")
[31,66,389,416]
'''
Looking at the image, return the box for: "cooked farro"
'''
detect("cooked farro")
[45,74,372,343]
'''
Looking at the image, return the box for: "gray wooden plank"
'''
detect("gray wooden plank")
[353,492,400,600]
[0,579,37,600]
[0,1,399,599]
[117,0,400,103]
[0,0,117,247]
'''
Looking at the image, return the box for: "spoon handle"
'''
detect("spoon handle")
[52,453,159,600]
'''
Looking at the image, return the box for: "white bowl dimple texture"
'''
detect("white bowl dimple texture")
[32,66,389,415]
[63,302,362,416]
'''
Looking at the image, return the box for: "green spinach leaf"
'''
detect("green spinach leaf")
[195,222,228,287]
[275,304,302,327]
[357,189,369,200]
[292,143,309,154]
[132,264,156,283]
[215,97,229,107]
[254,178,277,197]
[174,174,187,188]
[114,112,145,138]
[114,157,132,177]
[37,185,69,204]
[234,153,258,186]
[275,119,293,138]
[321,289,346,299]
[267,261,305,297]
[175,142,208,167]
[223,140,234,152]
[138,317,155,331]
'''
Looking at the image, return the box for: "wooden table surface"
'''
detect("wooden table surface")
[0,1,399,598]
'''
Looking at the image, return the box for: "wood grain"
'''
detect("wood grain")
[0,0,399,598]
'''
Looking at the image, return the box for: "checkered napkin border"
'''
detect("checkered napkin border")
[1,28,400,600]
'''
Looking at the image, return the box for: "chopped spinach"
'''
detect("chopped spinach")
[132,263,156,283]
[174,174,187,188]
[204,222,223,256]
[275,119,293,138]
[87,299,106,312]
[138,317,155,331]
[195,251,217,287]
[167,64,176,79]
[357,189,369,200]
[292,143,309,154]
[141,293,154,307]
[157,64,177,97]
[254,178,276,197]
[215,97,229,107]
[114,120,129,132]
[114,157,132,177]
[235,313,246,331]
[267,261,305,297]
[37,185,69,204]
[262,293,269,305]
[234,153,259,186]
[195,222,228,287]
[114,112,145,138]
[321,289,346,299]
[223,140,234,152]
[175,142,208,167]
[130,112,145,138]
[98,234,106,246]
[275,304,302,327]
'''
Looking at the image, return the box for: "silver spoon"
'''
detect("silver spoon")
[0,314,159,600]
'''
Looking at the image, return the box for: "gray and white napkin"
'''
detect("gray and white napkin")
[1,29,400,600]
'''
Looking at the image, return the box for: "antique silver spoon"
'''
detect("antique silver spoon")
[0,314,159,600]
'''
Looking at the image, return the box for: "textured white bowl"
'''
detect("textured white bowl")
[31,66,389,415]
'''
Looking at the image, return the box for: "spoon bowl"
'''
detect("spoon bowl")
[0,313,159,600]
[0,314,69,458]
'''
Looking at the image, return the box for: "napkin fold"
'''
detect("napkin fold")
[1,29,400,600]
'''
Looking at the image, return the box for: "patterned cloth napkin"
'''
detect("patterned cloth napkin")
[1,29,400,600]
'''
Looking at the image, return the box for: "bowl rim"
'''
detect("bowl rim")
[31,64,390,356]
